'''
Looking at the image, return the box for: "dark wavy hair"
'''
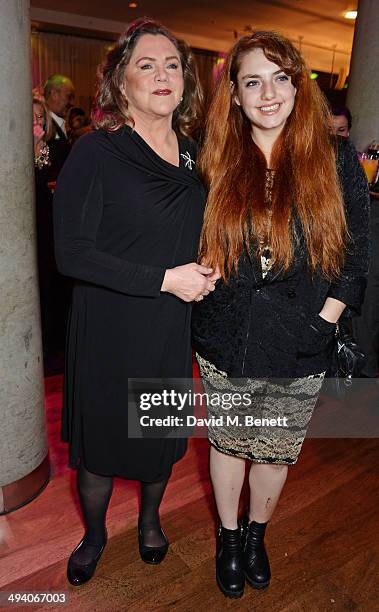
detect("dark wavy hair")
[92,18,203,137]
[331,105,352,130]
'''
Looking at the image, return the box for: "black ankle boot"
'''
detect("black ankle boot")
[242,517,271,589]
[216,525,245,598]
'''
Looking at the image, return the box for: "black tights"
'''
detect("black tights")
[71,464,170,564]
[71,464,113,565]
[139,475,170,547]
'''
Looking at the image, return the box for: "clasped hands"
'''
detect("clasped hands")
[161,262,221,303]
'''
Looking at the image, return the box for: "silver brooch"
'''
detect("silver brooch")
[180,151,195,170]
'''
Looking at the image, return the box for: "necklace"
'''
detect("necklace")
[259,169,275,276]
[34,143,50,170]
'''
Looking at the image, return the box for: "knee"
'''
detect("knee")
[261,463,288,474]
[271,464,288,471]
[251,461,289,474]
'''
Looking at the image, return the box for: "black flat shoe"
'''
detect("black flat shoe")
[138,524,169,565]
[242,517,271,589]
[67,538,107,586]
[216,525,245,598]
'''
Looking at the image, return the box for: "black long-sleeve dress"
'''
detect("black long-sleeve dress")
[53,126,205,480]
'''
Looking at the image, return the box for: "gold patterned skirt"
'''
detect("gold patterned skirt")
[196,354,325,465]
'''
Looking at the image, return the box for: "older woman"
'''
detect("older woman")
[192,31,369,598]
[54,19,215,585]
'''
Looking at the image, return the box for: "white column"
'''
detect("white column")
[0,0,49,513]
[347,0,379,151]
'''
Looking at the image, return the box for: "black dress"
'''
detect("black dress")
[53,127,205,481]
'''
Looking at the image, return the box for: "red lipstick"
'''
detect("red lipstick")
[152,89,172,95]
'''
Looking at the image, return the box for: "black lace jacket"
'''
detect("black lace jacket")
[192,138,370,378]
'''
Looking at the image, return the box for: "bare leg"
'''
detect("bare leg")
[248,463,288,523]
[210,445,246,529]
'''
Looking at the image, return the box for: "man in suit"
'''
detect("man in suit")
[44,74,75,181]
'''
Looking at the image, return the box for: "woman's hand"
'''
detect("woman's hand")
[33,124,45,155]
[199,259,222,284]
[161,263,217,302]
[205,265,222,284]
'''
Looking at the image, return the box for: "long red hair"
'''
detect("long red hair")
[199,31,347,281]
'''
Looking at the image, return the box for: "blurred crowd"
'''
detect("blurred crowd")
[33,75,91,372]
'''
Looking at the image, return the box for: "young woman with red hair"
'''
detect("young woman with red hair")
[192,31,370,598]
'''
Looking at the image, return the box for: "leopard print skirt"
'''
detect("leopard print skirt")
[196,354,325,465]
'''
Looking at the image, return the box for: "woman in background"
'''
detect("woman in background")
[33,98,55,358]
[66,106,92,146]
[193,31,369,598]
[34,97,72,364]
[330,104,352,138]
[33,97,51,169]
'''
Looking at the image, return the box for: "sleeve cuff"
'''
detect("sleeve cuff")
[310,314,336,336]
[327,277,367,314]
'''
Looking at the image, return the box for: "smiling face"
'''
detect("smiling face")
[233,48,297,139]
[123,33,184,122]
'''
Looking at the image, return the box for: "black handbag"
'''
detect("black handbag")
[326,319,366,398]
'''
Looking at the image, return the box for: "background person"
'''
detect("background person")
[330,104,352,138]
[329,107,378,378]
[54,19,215,587]
[33,98,55,358]
[192,31,370,598]
[66,106,92,146]
[44,74,75,180]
